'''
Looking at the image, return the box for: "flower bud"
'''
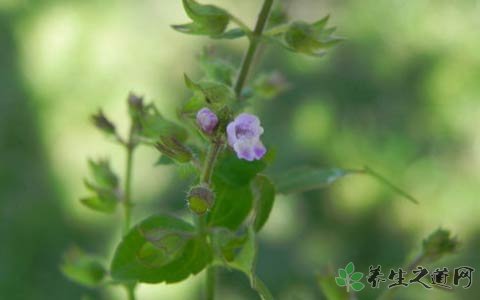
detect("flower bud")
[187,184,215,215]
[196,107,218,134]
[91,110,116,135]
[127,92,145,122]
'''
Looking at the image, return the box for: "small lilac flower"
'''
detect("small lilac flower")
[226,113,266,161]
[196,107,218,134]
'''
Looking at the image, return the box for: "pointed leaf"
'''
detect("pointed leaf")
[252,175,276,232]
[274,167,353,194]
[173,0,230,37]
[227,227,274,300]
[80,194,117,214]
[338,268,347,279]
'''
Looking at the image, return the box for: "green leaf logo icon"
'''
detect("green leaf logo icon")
[335,262,365,292]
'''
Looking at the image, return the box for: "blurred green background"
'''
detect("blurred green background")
[1,0,479,299]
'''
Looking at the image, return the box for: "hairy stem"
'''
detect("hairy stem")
[234,0,274,97]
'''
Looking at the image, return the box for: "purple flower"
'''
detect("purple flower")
[226,113,266,161]
[196,107,218,134]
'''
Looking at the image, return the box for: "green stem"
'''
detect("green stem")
[201,140,223,184]
[123,126,135,234]
[126,284,136,300]
[200,2,274,299]
[234,0,274,97]
[123,126,137,300]
[206,267,216,300]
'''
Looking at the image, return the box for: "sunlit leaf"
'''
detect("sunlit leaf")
[87,158,118,190]
[61,248,106,288]
[80,194,117,214]
[172,0,230,37]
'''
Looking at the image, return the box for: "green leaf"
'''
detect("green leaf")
[155,155,175,166]
[274,167,353,194]
[350,281,365,292]
[61,248,106,288]
[80,194,117,214]
[251,71,289,101]
[199,48,236,85]
[227,227,274,300]
[211,228,248,263]
[172,0,230,37]
[214,28,246,39]
[269,17,343,57]
[207,177,253,230]
[184,74,235,104]
[214,149,272,187]
[334,277,346,287]
[111,214,212,283]
[345,262,354,275]
[139,107,188,142]
[87,158,118,190]
[252,175,276,232]
[350,272,364,281]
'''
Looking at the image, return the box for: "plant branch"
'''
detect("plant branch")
[234,0,274,97]
[123,125,136,234]
[200,2,275,299]
[123,125,137,300]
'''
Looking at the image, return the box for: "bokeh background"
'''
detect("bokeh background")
[1,0,479,299]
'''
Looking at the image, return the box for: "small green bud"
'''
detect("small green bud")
[91,110,116,135]
[187,184,214,215]
[422,228,459,262]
